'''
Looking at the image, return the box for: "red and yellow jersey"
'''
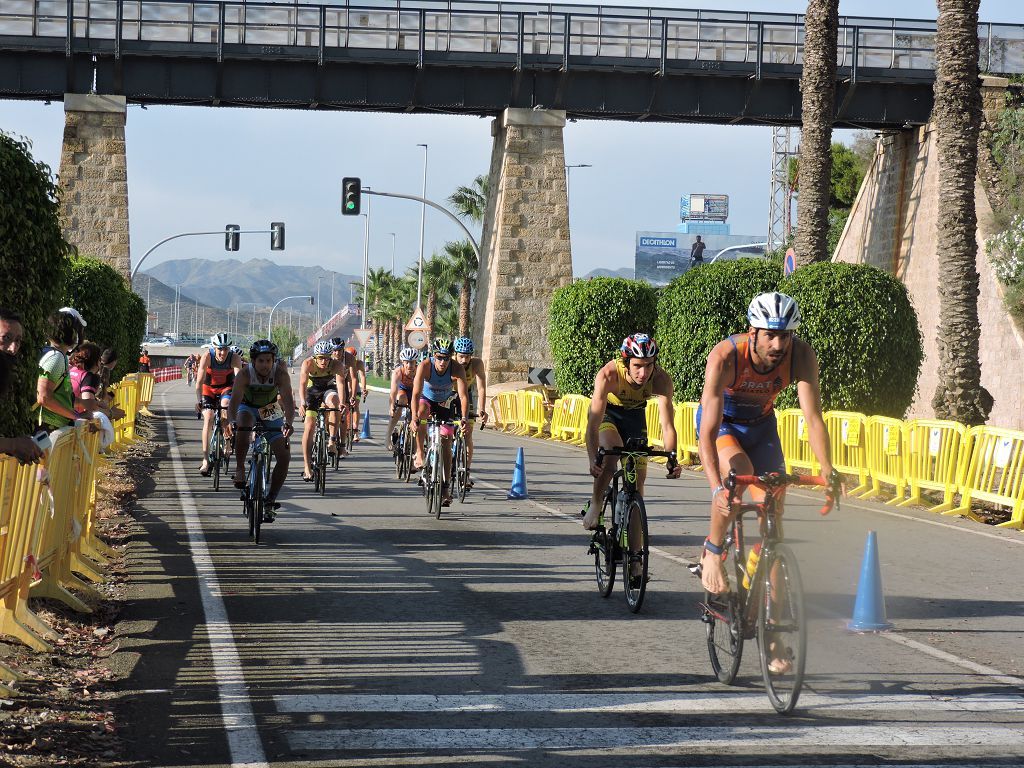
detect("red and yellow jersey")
[722,332,793,423]
[202,354,235,396]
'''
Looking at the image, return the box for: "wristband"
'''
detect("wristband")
[703,538,725,556]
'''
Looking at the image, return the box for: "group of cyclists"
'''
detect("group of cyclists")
[188,291,840,630]
[188,325,493,516]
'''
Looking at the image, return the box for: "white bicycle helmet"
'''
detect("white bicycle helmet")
[399,347,418,362]
[747,292,801,331]
[211,332,231,348]
[313,340,334,356]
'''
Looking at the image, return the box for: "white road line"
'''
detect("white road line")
[476,479,1024,689]
[162,394,269,768]
[274,691,1024,714]
[286,725,1024,751]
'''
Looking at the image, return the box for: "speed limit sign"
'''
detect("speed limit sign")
[407,329,428,350]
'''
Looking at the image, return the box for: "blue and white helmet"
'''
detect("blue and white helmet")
[399,347,418,362]
[313,340,334,356]
[747,292,801,331]
[454,336,474,355]
[211,332,231,348]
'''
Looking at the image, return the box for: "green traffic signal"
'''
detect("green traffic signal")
[342,177,361,216]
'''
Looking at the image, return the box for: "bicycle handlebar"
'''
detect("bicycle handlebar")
[596,445,679,476]
[726,470,841,515]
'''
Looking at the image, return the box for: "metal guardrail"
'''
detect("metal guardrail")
[1,1,1021,77]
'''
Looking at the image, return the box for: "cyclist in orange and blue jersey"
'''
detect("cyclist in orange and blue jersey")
[195,333,242,476]
[386,347,419,449]
[696,292,838,600]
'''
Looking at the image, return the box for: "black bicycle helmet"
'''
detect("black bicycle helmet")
[249,339,278,359]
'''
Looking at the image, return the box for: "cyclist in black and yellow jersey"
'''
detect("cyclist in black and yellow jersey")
[298,339,348,481]
[229,339,295,520]
[582,333,681,530]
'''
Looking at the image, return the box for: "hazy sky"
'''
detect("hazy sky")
[1,0,1020,283]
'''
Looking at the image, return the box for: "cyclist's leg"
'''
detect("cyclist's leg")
[324,390,341,444]
[699,432,754,594]
[583,418,623,529]
[265,421,289,506]
[414,398,432,469]
[199,397,216,472]
[233,406,257,486]
[464,417,475,481]
[219,393,234,459]
[301,391,318,478]
[387,390,409,445]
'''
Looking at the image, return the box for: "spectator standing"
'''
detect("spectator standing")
[690,235,706,267]
[37,307,87,432]
[138,347,151,373]
[0,308,44,464]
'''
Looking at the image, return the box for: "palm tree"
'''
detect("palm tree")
[931,0,992,425]
[434,303,460,340]
[413,254,457,338]
[448,174,490,225]
[365,267,396,376]
[793,0,839,267]
[440,240,478,336]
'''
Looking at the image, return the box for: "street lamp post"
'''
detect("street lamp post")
[416,143,428,308]
[361,213,370,330]
[387,232,396,273]
[267,295,314,343]
[564,163,592,207]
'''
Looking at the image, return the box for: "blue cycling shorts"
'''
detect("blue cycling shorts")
[237,402,285,444]
[695,406,785,475]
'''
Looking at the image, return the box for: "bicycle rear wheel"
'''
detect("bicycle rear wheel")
[622,496,650,613]
[246,460,258,539]
[703,588,744,685]
[212,429,222,492]
[592,492,616,597]
[756,543,806,714]
[432,453,445,520]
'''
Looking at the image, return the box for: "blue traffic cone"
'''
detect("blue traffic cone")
[507,447,528,500]
[360,409,371,439]
[847,530,893,632]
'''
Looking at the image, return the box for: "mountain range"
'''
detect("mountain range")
[582,267,635,279]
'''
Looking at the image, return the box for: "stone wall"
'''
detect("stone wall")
[472,108,574,385]
[834,96,1024,430]
[57,94,130,279]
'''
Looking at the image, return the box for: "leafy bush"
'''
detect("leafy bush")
[985,213,1024,285]
[549,278,658,395]
[656,259,782,401]
[777,262,922,417]
[63,255,147,382]
[0,132,71,435]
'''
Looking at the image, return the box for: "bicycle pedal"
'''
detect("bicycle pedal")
[687,563,703,578]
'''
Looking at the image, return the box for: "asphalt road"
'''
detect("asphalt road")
[111,380,1024,768]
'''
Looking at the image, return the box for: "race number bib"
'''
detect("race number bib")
[258,402,283,421]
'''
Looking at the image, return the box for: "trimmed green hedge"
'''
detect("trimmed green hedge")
[549,278,658,395]
[656,260,782,401]
[777,261,922,417]
[63,255,147,382]
[0,133,71,435]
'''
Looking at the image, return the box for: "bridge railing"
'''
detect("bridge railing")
[2,1,1022,76]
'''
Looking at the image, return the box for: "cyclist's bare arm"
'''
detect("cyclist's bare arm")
[698,340,737,507]
[651,368,680,457]
[411,360,429,420]
[227,367,249,424]
[452,362,469,421]
[298,359,311,416]
[389,368,400,412]
[333,360,347,403]
[357,362,367,393]
[231,352,243,375]
[275,361,296,427]
[586,364,614,466]
[473,359,488,423]
[195,351,211,404]
[792,339,834,478]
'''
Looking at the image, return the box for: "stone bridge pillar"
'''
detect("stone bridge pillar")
[472,108,573,385]
[57,94,130,279]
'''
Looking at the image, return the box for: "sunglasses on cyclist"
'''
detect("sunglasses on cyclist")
[314,355,330,361]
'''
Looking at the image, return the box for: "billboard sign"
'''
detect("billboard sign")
[681,193,729,222]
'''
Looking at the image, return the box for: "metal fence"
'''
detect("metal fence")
[2,1,1022,76]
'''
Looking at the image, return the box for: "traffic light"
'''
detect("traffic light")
[342,177,361,216]
[225,224,240,252]
[271,222,285,251]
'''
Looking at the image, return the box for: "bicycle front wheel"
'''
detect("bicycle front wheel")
[622,496,650,613]
[456,437,469,503]
[704,588,744,685]
[211,430,222,492]
[403,429,415,482]
[756,543,807,714]
[593,492,616,598]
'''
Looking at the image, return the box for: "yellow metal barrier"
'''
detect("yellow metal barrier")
[899,419,968,512]
[676,402,700,465]
[823,411,870,495]
[777,409,819,475]
[559,394,590,446]
[944,425,1024,528]
[516,390,548,438]
[136,372,156,416]
[645,399,663,448]
[860,416,907,504]
[492,391,520,433]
